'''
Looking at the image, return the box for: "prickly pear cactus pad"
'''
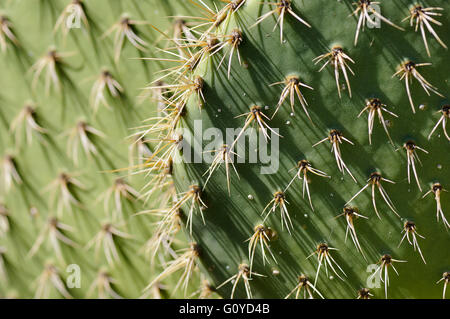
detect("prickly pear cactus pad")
[0,0,449,300]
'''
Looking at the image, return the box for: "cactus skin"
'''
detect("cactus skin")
[165,0,450,299]
[0,0,449,299]
[0,0,203,299]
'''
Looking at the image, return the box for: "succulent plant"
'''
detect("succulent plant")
[0,0,449,300]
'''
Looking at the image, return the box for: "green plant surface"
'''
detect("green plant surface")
[163,0,450,299]
[0,0,212,299]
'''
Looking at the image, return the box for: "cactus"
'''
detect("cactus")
[0,0,449,300]
[0,0,199,299]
